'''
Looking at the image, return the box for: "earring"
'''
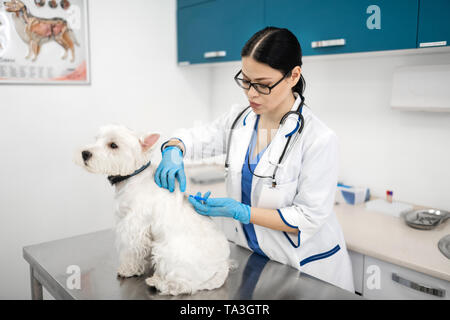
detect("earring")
[34,0,45,7]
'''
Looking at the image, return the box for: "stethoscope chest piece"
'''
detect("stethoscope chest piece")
[271,179,277,188]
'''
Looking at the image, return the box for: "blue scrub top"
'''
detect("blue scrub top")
[241,115,269,258]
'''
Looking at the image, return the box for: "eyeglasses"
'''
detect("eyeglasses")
[234,69,290,95]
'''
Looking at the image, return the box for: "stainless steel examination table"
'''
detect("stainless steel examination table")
[23,229,361,300]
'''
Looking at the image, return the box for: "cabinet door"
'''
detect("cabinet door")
[364,256,449,300]
[178,0,214,9]
[265,0,419,56]
[177,0,264,64]
[348,250,364,295]
[417,0,450,48]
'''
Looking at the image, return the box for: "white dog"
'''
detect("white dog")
[74,124,231,295]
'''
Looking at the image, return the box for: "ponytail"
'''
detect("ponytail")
[292,73,306,104]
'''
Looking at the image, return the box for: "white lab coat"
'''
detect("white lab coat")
[173,93,355,293]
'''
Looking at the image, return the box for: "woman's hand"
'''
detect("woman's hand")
[154,146,186,192]
[188,191,251,224]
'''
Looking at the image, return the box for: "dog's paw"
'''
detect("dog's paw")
[145,276,192,295]
[117,265,144,278]
[145,275,161,287]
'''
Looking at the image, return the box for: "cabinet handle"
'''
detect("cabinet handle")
[419,41,447,48]
[311,38,346,48]
[203,51,227,59]
[392,273,446,298]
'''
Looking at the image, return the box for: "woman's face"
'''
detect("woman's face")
[240,56,301,116]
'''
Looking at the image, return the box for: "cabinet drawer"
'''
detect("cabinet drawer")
[363,256,449,300]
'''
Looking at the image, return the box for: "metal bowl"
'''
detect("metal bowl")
[404,209,450,230]
[438,234,450,259]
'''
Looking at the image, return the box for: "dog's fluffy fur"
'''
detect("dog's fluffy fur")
[74,124,231,295]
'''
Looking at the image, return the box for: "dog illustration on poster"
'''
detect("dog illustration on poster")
[3,0,79,62]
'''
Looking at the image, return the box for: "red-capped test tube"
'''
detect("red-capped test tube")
[386,190,393,203]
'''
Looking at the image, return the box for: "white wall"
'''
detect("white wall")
[210,49,450,212]
[1,0,449,300]
[0,0,211,299]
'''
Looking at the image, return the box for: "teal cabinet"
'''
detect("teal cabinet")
[265,0,419,56]
[177,0,449,64]
[177,0,214,10]
[177,0,264,64]
[417,0,450,48]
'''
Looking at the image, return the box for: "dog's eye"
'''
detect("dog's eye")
[109,142,118,149]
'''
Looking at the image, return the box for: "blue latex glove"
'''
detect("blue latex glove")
[154,146,186,192]
[188,191,251,224]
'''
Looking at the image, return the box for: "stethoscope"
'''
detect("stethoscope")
[224,94,305,188]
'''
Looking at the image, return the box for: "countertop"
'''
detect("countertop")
[185,165,450,282]
[335,201,450,282]
[23,229,360,300]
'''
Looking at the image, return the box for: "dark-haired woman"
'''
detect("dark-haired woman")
[155,27,354,293]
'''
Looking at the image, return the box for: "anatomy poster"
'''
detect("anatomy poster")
[0,0,90,84]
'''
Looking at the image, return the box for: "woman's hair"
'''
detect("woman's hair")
[241,27,306,103]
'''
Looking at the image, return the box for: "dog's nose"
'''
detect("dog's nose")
[81,150,92,161]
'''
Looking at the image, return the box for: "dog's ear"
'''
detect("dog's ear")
[139,133,160,152]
